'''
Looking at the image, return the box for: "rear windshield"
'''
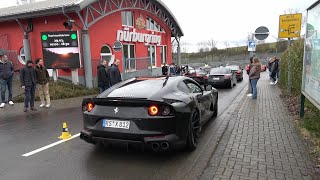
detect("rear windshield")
[210,68,230,74]
[108,79,164,98]
[195,69,206,74]
[226,66,240,71]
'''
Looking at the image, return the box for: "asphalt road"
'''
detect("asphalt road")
[0,74,250,180]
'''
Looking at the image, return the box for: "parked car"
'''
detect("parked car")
[183,69,207,85]
[226,65,243,81]
[245,64,250,74]
[81,76,218,151]
[206,67,237,88]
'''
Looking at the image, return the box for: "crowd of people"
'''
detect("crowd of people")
[0,52,51,112]
[246,56,280,100]
[97,59,122,93]
[161,63,181,76]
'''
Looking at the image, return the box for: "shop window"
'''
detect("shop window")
[123,44,136,71]
[18,46,26,64]
[121,11,133,27]
[100,45,113,64]
[148,45,156,67]
[161,46,167,64]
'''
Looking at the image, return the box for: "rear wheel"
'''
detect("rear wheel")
[213,100,218,117]
[229,80,233,88]
[186,110,200,151]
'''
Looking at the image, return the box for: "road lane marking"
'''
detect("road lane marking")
[22,133,80,157]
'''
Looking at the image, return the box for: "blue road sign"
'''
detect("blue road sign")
[248,41,256,52]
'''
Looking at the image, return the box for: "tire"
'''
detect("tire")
[213,100,218,117]
[229,80,233,88]
[186,110,200,151]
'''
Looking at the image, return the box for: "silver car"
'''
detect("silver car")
[206,67,237,88]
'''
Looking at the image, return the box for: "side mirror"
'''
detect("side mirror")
[204,85,213,91]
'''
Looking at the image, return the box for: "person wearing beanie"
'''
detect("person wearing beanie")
[20,60,37,112]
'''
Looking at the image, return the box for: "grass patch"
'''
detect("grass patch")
[13,80,99,103]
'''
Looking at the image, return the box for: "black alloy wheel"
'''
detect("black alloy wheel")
[213,100,218,117]
[187,110,200,151]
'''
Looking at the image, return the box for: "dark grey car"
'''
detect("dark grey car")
[206,67,237,88]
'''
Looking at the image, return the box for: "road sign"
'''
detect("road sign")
[255,26,269,40]
[113,41,123,52]
[278,13,302,38]
[248,41,256,52]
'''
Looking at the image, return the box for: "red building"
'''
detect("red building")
[0,0,183,88]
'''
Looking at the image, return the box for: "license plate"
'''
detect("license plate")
[102,120,130,129]
[213,78,219,80]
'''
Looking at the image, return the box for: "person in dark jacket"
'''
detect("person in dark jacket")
[162,63,168,76]
[109,59,122,86]
[247,56,254,97]
[269,57,280,85]
[0,55,15,108]
[97,60,110,93]
[34,58,51,108]
[20,60,37,112]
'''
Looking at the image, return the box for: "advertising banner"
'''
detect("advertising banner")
[41,31,80,69]
[302,4,320,110]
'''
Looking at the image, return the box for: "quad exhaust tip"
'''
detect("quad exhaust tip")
[151,142,170,151]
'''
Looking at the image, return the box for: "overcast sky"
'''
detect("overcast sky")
[0,0,317,52]
[162,0,317,51]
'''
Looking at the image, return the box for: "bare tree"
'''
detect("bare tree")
[284,8,299,14]
[207,39,218,50]
[223,41,230,49]
[197,41,208,53]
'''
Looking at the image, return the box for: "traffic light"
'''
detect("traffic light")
[63,21,72,30]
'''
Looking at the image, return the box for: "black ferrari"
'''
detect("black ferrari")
[80,76,218,151]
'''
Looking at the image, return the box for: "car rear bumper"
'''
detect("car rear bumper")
[207,79,231,86]
[80,129,186,151]
[80,112,190,151]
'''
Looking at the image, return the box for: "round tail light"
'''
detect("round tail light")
[87,103,94,112]
[148,105,159,116]
[161,106,171,116]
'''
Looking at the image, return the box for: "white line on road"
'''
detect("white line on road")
[22,133,80,157]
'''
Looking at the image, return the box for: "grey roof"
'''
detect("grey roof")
[0,0,183,36]
[307,0,320,10]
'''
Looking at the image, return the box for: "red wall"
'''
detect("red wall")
[0,4,173,78]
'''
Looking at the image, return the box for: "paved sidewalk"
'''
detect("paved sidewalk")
[202,73,315,180]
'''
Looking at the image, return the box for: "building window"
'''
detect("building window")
[148,45,156,67]
[161,46,167,64]
[123,44,135,71]
[18,46,26,64]
[146,17,165,32]
[121,11,133,27]
[100,45,113,64]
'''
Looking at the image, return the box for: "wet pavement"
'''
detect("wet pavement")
[201,72,316,180]
[0,74,249,179]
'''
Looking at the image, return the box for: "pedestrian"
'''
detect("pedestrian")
[249,57,261,99]
[97,60,110,93]
[175,64,181,75]
[162,63,168,76]
[247,56,254,97]
[20,60,37,112]
[0,54,15,108]
[169,63,176,76]
[109,59,122,86]
[34,58,51,108]
[269,57,279,85]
